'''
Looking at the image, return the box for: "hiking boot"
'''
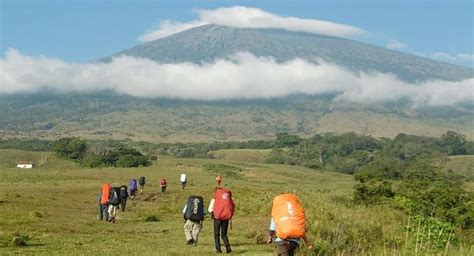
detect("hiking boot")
[186,239,194,245]
[225,246,232,254]
[216,249,222,253]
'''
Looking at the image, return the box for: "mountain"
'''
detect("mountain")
[105,24,473,82]
[1,25,473,143]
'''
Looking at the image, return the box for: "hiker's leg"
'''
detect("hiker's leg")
[111,205,117,222]
[121,199,126,211]
[287,241,299,256]
[99,204,102,218]
[221,220,231,252]
[192,221,202,245]
[184,219,194,243]
[275,241,291,256]
[99,204,103,220]
[105,204,109,221]
[213,219,222,252]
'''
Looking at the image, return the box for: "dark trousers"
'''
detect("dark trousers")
[99,204,109,221]
[275,240,299,256]
[161,185,167,193]
[181,182,186,189]
[213,219,231,252]
[120,198,127,211]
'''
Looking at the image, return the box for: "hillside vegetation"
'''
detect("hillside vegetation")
[1,93,473,143]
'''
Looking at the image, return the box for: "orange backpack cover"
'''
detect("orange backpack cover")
[272,193,306,239]
[100,183,112,204]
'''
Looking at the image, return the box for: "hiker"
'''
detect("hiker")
[119,185,128,211]
[180,173,187,189]
[267,193,313,256]
[216,175,222,187]
[108,187,122,223]
[99,183,112,221]
[130,179,138,200]
[160,178,167,193]
[182,195,205,246]
[139,176,146,194]
[209,187,234,253]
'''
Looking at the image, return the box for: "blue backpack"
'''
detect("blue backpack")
[130,179,138,191]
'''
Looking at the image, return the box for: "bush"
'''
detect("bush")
[353,180,395,205]
[143,214,159,222]
[11,233,30,247]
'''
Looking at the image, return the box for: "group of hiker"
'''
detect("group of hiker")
[97,176,147,223]
[97,173,313,255]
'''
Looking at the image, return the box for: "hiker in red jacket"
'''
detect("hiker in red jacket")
[160,178,167,193]
[209,187,234,253]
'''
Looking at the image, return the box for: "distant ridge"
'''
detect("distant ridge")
[104,24,473,82]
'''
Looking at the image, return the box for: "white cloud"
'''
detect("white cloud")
[431,52,474,63]
[386,40,408,50]
[1,49,473,106]
[431,52,456,61]
[138,6,365,42]
[138,20,207,43]
[457,53,474,62]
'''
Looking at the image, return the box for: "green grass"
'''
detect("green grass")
[0,149,472,255]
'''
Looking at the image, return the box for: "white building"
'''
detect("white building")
[16,161,35,169]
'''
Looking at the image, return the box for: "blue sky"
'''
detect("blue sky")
[1,0,473,66]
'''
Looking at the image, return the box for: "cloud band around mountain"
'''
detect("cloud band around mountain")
[138,6,365,42]
[1,49,473,107]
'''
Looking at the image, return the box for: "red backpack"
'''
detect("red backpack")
[160,179,167,186]
[213,188,235,220]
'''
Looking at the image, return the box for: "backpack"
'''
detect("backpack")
[271,193,306,239]
[109,187,122,206]
[213,188,235,220]
[130,179,137,191]
[100,183,112,205]
[184,195,204,222]
[120,185,128,198]
[139,176,146,186]
[160,179,167,186]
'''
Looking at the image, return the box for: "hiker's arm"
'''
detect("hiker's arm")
[267,218,276,244]
[267,230,275,244]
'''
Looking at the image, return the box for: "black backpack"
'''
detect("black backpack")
[184,195,204,222]
[109,187,122,206]
[119,185,128,199]
[139,176,146,185]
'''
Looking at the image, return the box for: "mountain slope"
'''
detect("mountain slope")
[1,93,473,142]
[105,24,473,82]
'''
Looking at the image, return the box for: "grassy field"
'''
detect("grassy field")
[0,149,472,255]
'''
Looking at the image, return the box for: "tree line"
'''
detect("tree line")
[52,137,154,168]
